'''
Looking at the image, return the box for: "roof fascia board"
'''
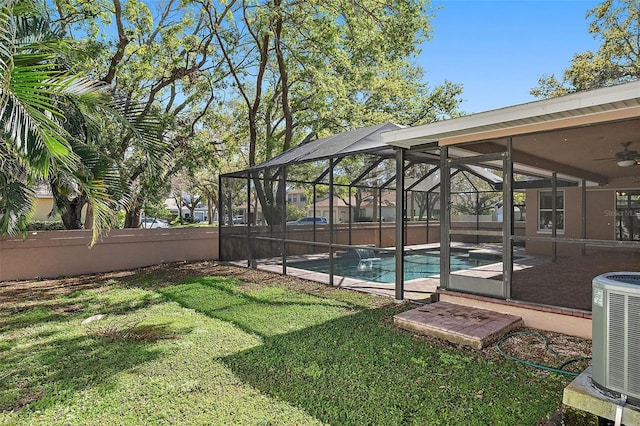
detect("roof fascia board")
[382,81,640,148]
[439,105,640,146]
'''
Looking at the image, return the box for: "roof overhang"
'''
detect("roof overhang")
[382,81,640,149]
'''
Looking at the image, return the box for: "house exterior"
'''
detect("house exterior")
[33,183,55,221]
[165,197,212,222]
[286,188,308,211]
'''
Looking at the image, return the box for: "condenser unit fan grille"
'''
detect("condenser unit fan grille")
[607,292,640,398]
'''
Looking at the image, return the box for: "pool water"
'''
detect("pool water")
[289,253,498,283]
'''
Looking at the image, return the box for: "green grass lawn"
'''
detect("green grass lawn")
[0,266,572,425]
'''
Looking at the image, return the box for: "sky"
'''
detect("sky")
[418,0,603,114]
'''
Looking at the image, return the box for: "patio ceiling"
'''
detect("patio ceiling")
[382,81,640,185]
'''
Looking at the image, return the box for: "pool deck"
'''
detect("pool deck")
[236,257,440,301]
[230,243,542,302]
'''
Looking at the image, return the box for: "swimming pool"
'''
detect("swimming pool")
[288,251,499,283]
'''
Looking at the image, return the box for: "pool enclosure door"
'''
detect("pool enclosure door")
[439,144,513,299]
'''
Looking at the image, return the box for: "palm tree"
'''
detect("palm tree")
[0,0,118,241]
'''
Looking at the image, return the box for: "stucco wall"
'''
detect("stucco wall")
[0,227,219,281]
[525,187,616,256]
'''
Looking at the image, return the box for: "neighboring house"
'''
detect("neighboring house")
[165,197,213,222]
[309,195,352,223]
[286,188,308,211]
[33,183,55,221]
[357,191,397,222]
[32,182,90,224]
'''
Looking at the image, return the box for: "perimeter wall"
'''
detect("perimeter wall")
[1,221,525,281]
[0,228,219,281]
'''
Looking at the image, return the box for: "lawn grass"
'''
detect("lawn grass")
[0,267,571,425]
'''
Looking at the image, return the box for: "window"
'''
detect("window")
[299,194,306,202]
[538,191,564,232]
[616,191,640,241]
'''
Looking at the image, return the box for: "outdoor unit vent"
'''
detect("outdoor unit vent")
[592,273,640,406]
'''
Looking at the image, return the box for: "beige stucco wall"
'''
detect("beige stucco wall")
[525,187,616,256]
[0,227,219,281]
[32,197,88,222]
[32,198,55,221]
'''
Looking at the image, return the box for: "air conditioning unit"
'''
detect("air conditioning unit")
[592,273,640,406]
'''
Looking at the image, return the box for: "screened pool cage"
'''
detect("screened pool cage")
[218,123,533,302]
[219,83,640,311]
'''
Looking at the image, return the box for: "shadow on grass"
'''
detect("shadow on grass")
[159,276,366,337]
[0,288,187,413]
[0,289,160,335]
[0,332,165,412]
[220,308,566,426]
[157,276,565,425]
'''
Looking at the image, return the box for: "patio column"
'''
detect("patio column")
[440,146,450,290]
[217,172,223,259]
[378,188,383,248]
[582,179,587,256]
[348,185,352,245]
[395,148,405,301]
[329,158,335,286]
[503,138,514,299]
[551,172,557,263]
[281,166,287,275]
[313,185,317,252]
[247,174,253,268]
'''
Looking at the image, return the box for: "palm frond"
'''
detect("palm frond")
[0,145,34,235]
[0,4,14,75]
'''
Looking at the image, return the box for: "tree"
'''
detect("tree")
[0,0,118,241]
[49,0,232,227]
[450,172,500,217]
[211,0,462,225]
[531,0,640,98]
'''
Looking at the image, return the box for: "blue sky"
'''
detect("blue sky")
[418,0,602,113]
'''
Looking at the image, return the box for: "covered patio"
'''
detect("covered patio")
[383,80,640,319]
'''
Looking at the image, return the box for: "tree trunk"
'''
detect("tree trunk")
[84,204,94,230]
[60,194,88,229]
[207,194,214,224]
[174,195,183,224]
[124,197,144,228]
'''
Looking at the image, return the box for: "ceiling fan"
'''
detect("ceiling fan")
[596,142,640,167]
